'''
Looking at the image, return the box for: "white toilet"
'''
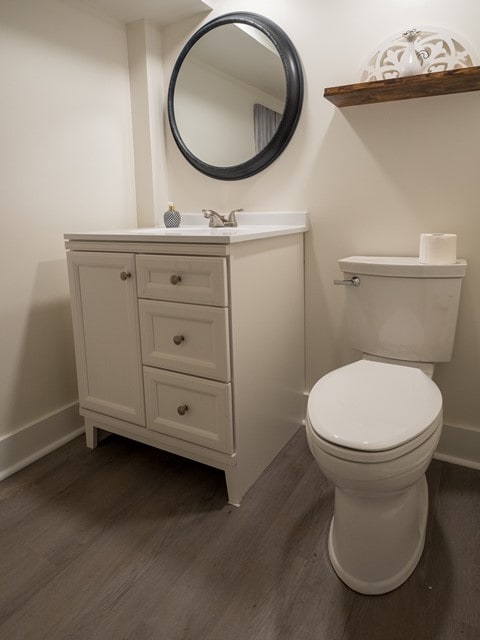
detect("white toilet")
[306,256,467,595]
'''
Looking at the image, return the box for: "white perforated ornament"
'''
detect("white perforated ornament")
[361,27,479,82]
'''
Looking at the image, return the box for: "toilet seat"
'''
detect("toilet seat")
[307,360,443,456]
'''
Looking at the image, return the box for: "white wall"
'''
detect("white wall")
[162,1,480,465]
[0,0,137,476]
[127,19,168,227]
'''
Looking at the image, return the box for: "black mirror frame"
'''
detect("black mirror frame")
[167,12,304,181]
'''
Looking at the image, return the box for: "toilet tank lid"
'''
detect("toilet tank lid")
[339,256,467,278]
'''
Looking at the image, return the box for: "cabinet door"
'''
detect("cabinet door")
[67,252,145,425]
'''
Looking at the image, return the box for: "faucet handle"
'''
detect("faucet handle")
[202,208,219,218]
[203,209,226,227]
[226,208,243,227]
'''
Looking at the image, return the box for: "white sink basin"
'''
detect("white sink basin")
[161,225,277,235]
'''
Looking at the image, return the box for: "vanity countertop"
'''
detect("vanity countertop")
[64,212,308,245]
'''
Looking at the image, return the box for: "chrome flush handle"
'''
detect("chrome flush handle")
[333,277,361,286]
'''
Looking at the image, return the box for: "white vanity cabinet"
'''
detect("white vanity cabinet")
[65,227,306,506]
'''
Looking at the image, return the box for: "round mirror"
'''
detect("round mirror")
[168,12,303,180]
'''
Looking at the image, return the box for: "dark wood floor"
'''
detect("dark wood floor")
[0,428,479,640]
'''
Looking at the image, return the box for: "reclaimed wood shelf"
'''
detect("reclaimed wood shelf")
[324,65,480,107]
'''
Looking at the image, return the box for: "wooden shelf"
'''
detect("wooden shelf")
[324,65,480,107]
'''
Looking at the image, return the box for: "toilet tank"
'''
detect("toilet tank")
[338,256,467,363]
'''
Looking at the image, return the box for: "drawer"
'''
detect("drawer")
[139,300,230,382]
[144,367,233,454]
[136,255,227,306]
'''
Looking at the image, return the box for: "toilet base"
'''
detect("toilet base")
[327,475,428,595]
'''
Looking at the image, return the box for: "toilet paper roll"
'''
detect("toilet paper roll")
[419,233,457,264]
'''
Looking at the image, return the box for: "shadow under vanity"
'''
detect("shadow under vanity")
[64,213,307,505]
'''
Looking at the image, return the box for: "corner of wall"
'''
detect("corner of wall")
[126,19,170,228]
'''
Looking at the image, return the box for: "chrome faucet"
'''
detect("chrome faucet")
[202,208,243,228]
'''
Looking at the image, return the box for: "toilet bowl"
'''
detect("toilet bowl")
[306,359,443,595]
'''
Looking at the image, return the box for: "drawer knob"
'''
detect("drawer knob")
[170,274,182,285]
[120,271,131,281]
[177,404,189,416]
[173,335,185,345]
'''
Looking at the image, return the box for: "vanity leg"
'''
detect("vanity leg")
[225,468,245,507]
[85,418,98,449]
[85,419,111,449]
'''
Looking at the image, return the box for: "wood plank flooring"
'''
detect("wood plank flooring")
[0,429,479,639]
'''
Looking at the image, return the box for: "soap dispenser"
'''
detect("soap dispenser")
[163,202,181,228]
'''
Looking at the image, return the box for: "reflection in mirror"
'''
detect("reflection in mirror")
[168,13,303,180]
[174,23,286,167]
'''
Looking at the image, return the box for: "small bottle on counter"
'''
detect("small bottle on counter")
[163,202,181,228]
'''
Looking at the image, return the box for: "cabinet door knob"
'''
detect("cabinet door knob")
[170,274,182,285]
[173,335,185,345]
[120,271,131,281]
[177,404,189,416]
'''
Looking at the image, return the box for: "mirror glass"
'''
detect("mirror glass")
[168,13,303,180]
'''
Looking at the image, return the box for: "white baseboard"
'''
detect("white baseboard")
[2,408,477,482]
[434,422,480,471]
[0,403,85,481]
